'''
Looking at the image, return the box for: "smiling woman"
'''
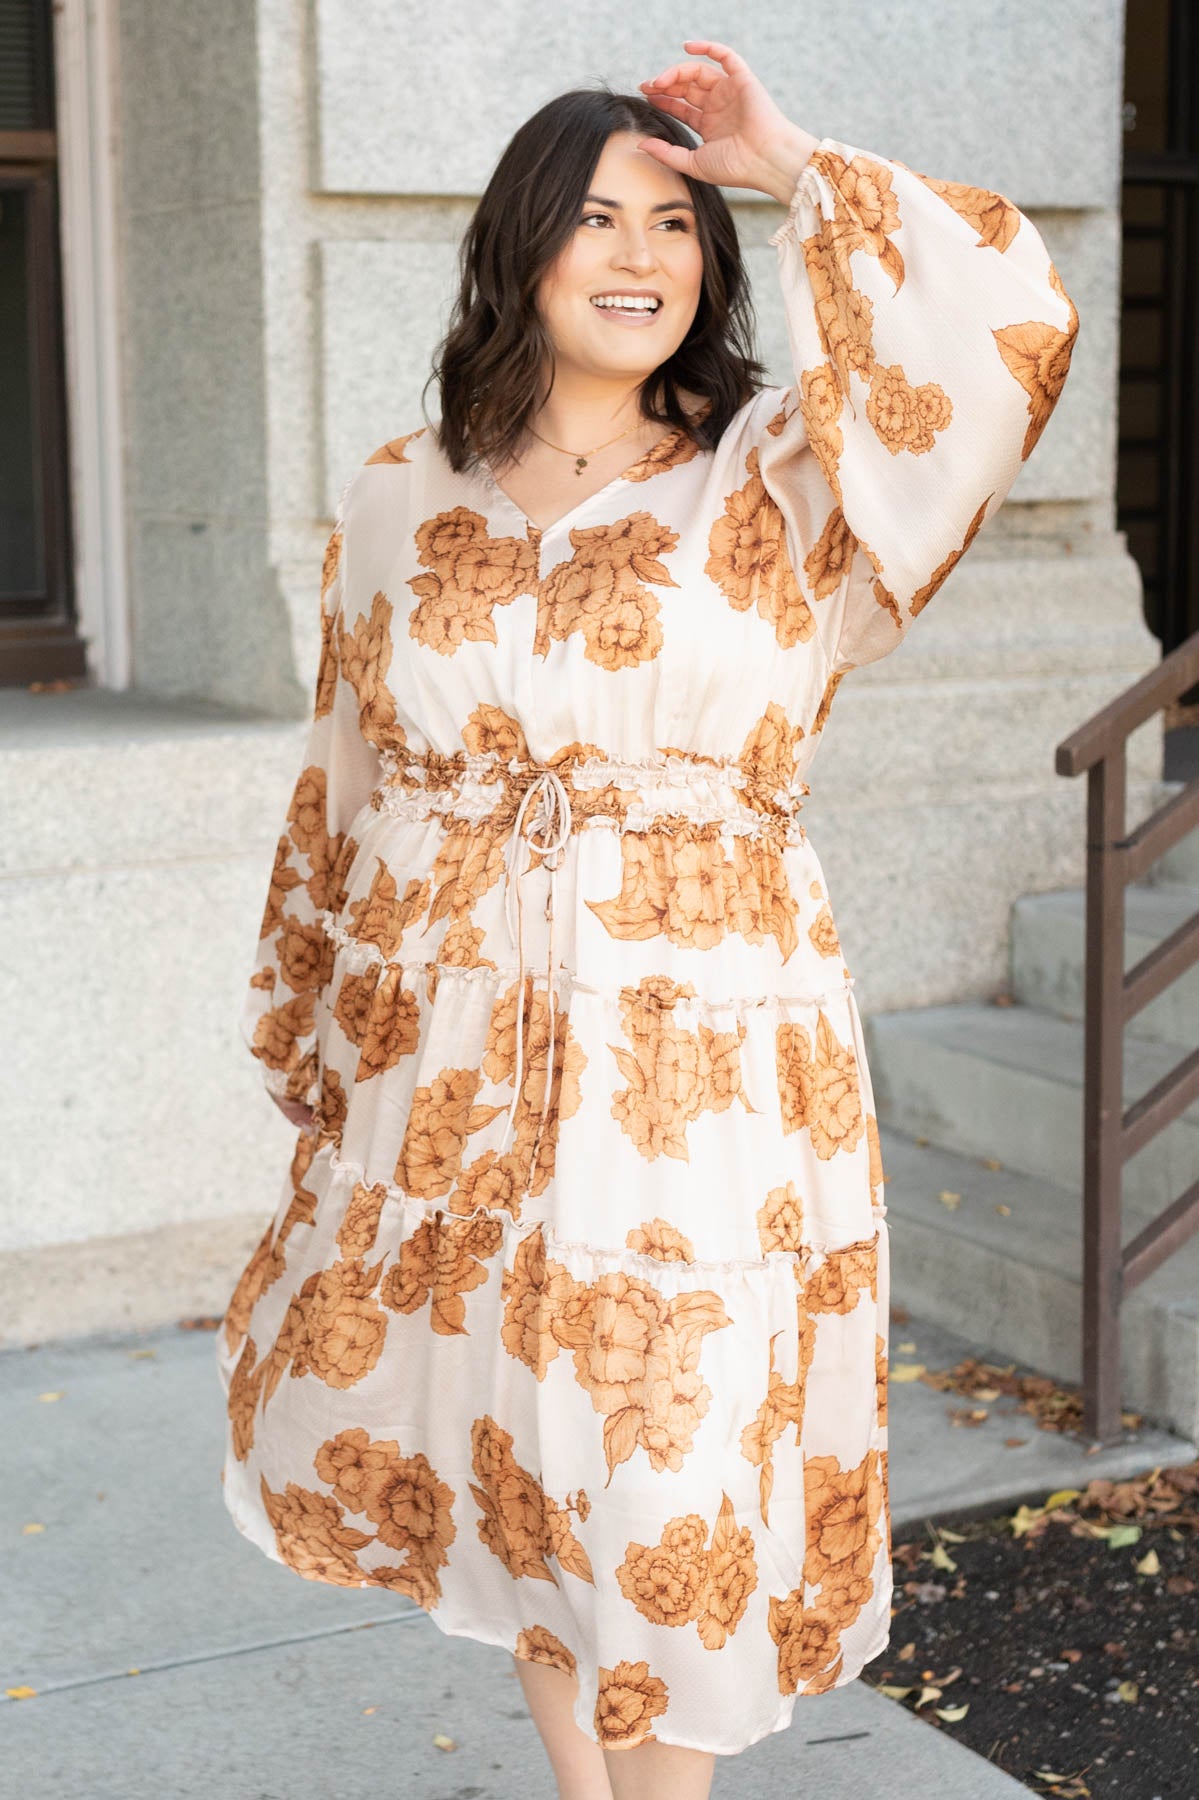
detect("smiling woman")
[215,42,1077,1800]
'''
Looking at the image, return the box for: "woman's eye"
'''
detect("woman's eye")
[580,213,688,230]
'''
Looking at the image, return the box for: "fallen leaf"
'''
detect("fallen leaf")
[432,1732,456,1750]
[915,1685,943,1708]
[984,1158,1004,1170]
[878,1683,915,1699]
[929,1543,957,1572]
[1115,1679,1139,1703]
[21,1524,45,1535]
[1106,1524,1142,1549]
[1044,1488,1082,1511]
[37,1392,63,1403]
[897,1341,917,1353]
[890,1363,927,1382]
[5,1687,36,1700]
[362,1706,377,1715]
[1135,1547,1160,1575]
[935,1703,969,1721]
[938,1190,962,1209]
[896,1641,917,1660]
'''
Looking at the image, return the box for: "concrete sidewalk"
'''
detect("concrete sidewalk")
[3,1314,1192,1799]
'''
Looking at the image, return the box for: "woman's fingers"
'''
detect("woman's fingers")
[641,90,704,128]
[681,38,750,76]
[636,137,696,175]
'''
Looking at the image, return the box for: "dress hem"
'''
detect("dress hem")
[217,1467,893,1759]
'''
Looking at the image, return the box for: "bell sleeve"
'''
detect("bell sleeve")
[754,135,1079,677]
[240,506,381,1108]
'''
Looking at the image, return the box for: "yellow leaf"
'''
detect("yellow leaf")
[994,1201,1011,1215]
[6,1686,37,1699]
[898,1342,917,1353]
[935,1703,970,1721]
[938,1191,962,1208]
[432,1733,456,1751]
[362,1706,377,1715]
[127,1667,140,1676]
[1106,1524,1142,1549]
[878,1683,914,1699]
[36,1392,63,1403]
[973,1387,1001,1401]
[22,1523,45,1535]
[937,1528,968,1543]
[890,1362,927,1382]
[1010,1504,1044,1537]
[129,1348,157,1360]
[929,1543,958,1571]
[1043,1488,1081,1511]
[1135,1548,1160,1575]
[915,1685,943,1708]
[984,1158,1003,1170]
[1115,1679,1139,1703]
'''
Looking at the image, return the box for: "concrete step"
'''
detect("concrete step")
[1010,881,1199,1045]
[879,1122,1199,1440]
[863,1001,1199,1219]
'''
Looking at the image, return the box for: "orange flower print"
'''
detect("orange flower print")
[515,1624,578,1679]
[625,1218,696,1262]
[808,902,842,960]
[258,1475,374,1587]
[336,1179,388,1259]
[756,1181,805,1255]
[993,310,1078,461]
[607,976,753,1162]
[738,700,806,797]
[394,1066,508,1200]
[909,494,990,618]
[314,1423,457,1608]
[803,1448,886,1595]
[803,507,858,602]
[379,1211,504,1335]
[406,507,538,654]
[257,836,305,942]
[461,701,532,763]
[594,1659,669,1748]
[270,1255,389,1392]
[351,966,422,1083]
[705,447,816,649]
[345,859,431,958]
[739,1302,814,1528]
[338,589,399,746]
[806,1238,878,1316]
[588,834,798,964]
[468,1414,594,1585]
[798,363,845,498]
[499,1225,731,1482]
[227,1336,266,1462]
[536,512,678,669]
[615,1492,758,1649]
[776,1011,865,1159]
[865,362,953,456]
[250,990,315,1080]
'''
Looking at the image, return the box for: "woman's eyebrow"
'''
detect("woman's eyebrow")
[583,193,697,214]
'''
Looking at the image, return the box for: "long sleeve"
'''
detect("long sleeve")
[241,508,381,1107]
[755,136,1079,677]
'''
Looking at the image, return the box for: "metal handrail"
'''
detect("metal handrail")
[1055,631,1199,1443]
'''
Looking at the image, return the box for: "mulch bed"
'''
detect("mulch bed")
[861,1343,1199,1798]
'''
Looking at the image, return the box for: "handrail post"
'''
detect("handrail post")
[1080,751,1128,1444]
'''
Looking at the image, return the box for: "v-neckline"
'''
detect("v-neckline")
[477,414,700,538]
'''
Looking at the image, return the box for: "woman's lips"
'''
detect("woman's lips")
[588,302,663,327]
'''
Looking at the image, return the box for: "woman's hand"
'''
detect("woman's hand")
[270,1090,315,1131]
[637,40,819,204]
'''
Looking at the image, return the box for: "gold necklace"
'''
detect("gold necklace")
[526,418,643,475]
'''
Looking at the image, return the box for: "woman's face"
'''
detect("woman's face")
[535,129,705,389]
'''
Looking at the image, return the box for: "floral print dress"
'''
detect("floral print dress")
[215,136,1077,1756]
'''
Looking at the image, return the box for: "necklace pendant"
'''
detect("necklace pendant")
[574,455,587,474]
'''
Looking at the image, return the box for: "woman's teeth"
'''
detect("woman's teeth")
[590,296,661,313]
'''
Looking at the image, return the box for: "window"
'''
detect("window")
[0,0,84,684]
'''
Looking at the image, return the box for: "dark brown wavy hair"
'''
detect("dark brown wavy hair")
[423,83,770,474]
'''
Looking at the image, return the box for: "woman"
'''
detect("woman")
[216,39,1077,1800]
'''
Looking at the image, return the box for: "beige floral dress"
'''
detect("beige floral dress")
[215,136,1077,1755]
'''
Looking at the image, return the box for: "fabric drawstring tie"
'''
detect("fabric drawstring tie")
[498,767,573,1173]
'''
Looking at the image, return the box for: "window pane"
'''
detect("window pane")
[0,183,41,599]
